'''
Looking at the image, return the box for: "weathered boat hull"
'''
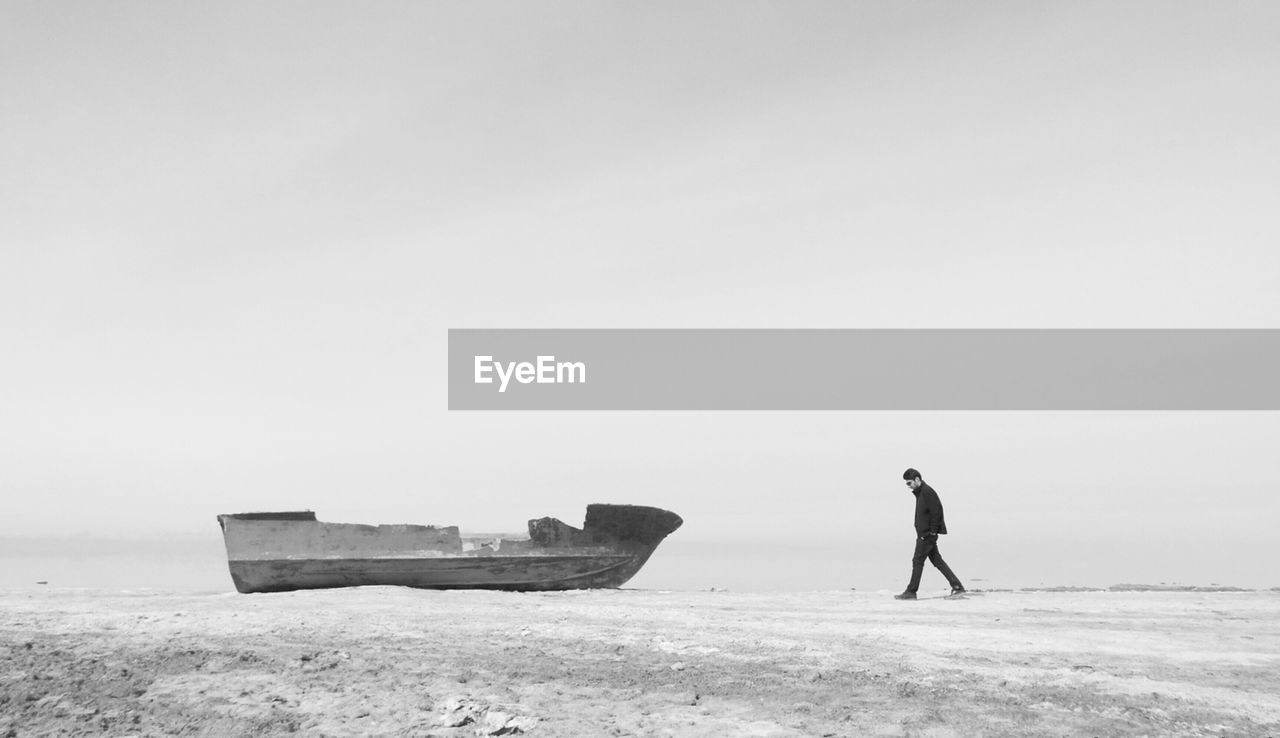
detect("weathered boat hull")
[217,504,682,593]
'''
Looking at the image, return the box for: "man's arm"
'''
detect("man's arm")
[926,488,944,536]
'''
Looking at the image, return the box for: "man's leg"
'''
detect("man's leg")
[926,543,963,590]
[905,537,931,593]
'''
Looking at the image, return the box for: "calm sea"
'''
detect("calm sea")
[1,535,1267,593]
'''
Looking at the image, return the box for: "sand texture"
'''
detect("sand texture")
[1,588,1277,737]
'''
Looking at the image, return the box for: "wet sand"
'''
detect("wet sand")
[1,588,1277,737]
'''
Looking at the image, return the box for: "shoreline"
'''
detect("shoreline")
[5,582,1279,595]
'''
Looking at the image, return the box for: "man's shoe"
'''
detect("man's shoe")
[950,586,967,596]
[894,591,917,600]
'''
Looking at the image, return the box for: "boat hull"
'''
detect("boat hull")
[217,504,681,593]
[226,554,649,593]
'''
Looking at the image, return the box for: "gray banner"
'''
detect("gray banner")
[447,329,1280,410]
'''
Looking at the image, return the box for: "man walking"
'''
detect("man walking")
[895,468,965,600]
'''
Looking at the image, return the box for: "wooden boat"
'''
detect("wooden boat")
[216,504,682,593]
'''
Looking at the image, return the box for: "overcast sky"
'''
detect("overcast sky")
[2,2,1278,588]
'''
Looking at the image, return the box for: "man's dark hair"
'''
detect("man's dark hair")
[903,468,922,481]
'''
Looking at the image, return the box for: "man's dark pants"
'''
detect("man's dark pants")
[907,535,962,593]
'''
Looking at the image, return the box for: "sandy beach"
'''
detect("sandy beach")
[1,588,1277,737]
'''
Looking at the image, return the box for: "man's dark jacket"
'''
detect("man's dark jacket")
[912,482,948,537]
